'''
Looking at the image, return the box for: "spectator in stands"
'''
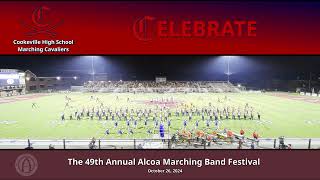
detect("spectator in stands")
[250,141,255,149]
[83,80,240,93]
[49,144,55,149]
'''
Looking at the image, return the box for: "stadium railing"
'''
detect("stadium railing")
[0,138,319,149]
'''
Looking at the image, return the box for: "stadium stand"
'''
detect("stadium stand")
[79,81,241,93]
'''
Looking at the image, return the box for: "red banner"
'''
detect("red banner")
[0,1,320,54]
[1,150,319,180]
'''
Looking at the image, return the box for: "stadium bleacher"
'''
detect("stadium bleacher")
[79,81,241,93]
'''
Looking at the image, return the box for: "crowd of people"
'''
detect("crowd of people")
[82,81,240,93]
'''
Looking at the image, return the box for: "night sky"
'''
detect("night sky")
[0,56,319,84]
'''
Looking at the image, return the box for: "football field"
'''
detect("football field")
[0,92,320,139]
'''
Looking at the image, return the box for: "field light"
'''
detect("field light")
[81,56,106,82]
[90,56,95,81]
[82,56,98,81]
[237,84,241,87]
[222,56,236,83]
[56,76,61,80]
[73,76,78,80]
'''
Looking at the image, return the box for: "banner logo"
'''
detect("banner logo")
[133,16,155,41]
[15,154,38,176]
[32,6,51,28]
[20,6,63,37]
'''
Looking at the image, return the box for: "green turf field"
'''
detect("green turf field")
[0,92,320,139]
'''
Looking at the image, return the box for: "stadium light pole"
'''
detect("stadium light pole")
[91,56,95,82]
[224,56,233,83]
[227,58,230,82]
[309,72,312,92]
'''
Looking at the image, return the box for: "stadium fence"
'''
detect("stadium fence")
[0,138,319,149]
